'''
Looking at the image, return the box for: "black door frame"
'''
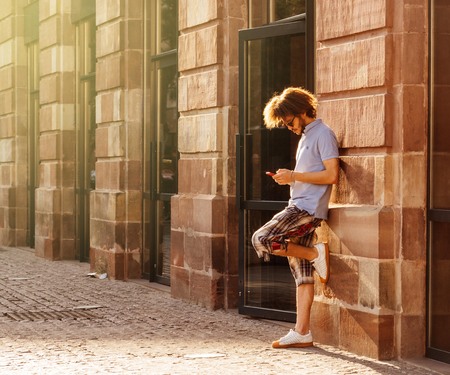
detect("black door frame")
[425,0,449,364]
[237,15,313,321]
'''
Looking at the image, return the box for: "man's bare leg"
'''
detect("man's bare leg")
[281,242,317,261]
[295,283,314,334]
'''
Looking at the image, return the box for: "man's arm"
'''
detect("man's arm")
[274,158,339,185]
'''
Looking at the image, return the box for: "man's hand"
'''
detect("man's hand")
[273,159,339,186]
[273,169,293,185]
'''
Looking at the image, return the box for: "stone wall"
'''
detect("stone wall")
[0,0,28,246]
[171,0,246,309]
[34,0,77,260]
[90,0,144,279]
[313,0,428,359]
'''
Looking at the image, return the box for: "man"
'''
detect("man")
[251,87,339,349]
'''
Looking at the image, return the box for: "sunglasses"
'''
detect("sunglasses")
[283,116,296,128]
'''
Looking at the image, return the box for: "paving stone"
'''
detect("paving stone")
[0,247,447,375]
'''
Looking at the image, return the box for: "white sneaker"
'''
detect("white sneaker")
[311,243,330,283]
[272,329,313,349]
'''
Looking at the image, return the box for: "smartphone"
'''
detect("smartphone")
[265,171,275,177]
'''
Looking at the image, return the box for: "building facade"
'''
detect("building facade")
[0,0,448,363]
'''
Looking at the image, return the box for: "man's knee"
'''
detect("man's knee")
[251,230,261,247]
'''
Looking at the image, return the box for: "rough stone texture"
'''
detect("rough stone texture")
[316,0,388,40]
[316,0,428,360]
[173,1,244,310]
[34,2,77,260]
[91,0,143,280]
[0,1,30,247]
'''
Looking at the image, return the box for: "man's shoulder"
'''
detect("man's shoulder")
[312,120,336,137]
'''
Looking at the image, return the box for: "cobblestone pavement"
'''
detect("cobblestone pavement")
[0,247,448,375]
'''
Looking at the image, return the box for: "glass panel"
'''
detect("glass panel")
[144,0,178,283]
[76,17,96,261]
[156,200,171,279]
[431,0,450,210]
[429,221,450,352]
[142,0,153,278]
[242,29,307,313]
[429,1,450,362]
[155,62,177,281]
[250,0,306,27]
[27,42,39,247]
[245,34,305,202]
[142,198,151,275]
[157,0,177,53]
[157,64,178,195]
[244,210,296,310]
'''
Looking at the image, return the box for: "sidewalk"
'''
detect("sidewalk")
[0,246,448,375]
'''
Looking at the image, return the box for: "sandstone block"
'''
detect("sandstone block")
[317,36,388,93]
[0,138,14,162]
[178,69,221,111]
[192,194,224,234]
[96,90,123,123]
[0,40,13,68]
[96,0,122,26]
[319,94,387,148]
[96,53,122,91]
[340,307,394,359]
[178,112,222,153]
[402,153,426,208]
[0,89,14,114]
[179,0,217,29]
[327,204,395,259]
[316,0,387,41]
[96,20,122,58]
[401,260,426,315]
[0,66,13,90]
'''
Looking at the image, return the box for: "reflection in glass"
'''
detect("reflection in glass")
[156,63,178,280]
[76,17,96,261]
[143,0,178,283]
[245,35,304,203]
[250,0,306,27]
[27,42,39,247]
[429,0,450,361]
[429,222,450,352]
[242,31,306,312]
[245,210,296,311]
[158,0,177,53]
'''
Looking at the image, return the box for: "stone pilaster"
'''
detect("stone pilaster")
[34,0,76,260]
[314,0,428,359]
[0,0,31,246]
[172,0,245,309]
[90,0,143,279]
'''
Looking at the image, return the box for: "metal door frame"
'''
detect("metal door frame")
[237,14,314,321]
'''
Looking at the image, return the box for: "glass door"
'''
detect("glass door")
[25,0,39,248]
[143,0,178,285]
[75,16,96,262]
[428,0,450,363]
[238,17,312,321]
[27,41,39,248]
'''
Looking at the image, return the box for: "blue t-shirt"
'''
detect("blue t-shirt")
[289,118,339,219]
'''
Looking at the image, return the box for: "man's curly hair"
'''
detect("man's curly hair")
[263,87,318,129]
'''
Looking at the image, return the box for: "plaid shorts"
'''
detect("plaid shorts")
[251,205,322,286]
